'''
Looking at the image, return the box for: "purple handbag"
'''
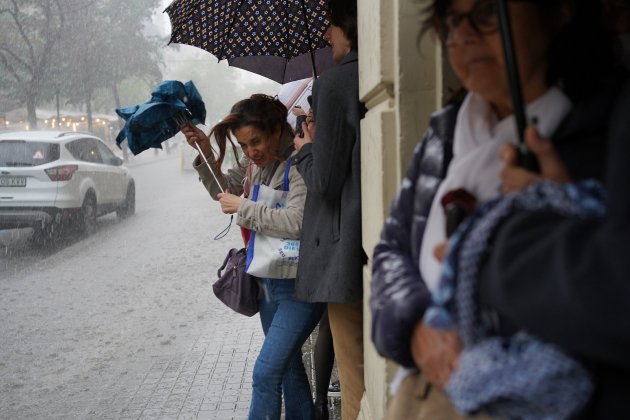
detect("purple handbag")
[213,248,260,317]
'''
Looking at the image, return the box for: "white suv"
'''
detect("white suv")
[0,131,135,240]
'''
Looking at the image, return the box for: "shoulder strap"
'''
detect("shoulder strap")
[283,159,292,191]
[261,160,281,186]
[243,163,254,198]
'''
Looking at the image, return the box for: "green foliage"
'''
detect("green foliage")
[0,0,66,123]
[60,0,164,113]
[0,0,165,124]
[0,0,281,128]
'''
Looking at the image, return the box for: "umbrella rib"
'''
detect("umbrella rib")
[195,142,225,194]
[282,0,291,60]
[299,0,317,78]
[163,0,181,45]
[219,0,248,61]
[162,0,178,13]
[280,0,290,82]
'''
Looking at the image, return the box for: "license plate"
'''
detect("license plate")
[0,176,27,187]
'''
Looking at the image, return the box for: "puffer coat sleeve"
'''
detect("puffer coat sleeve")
[370,104,458,368]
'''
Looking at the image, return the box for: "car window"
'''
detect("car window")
[66,138,103,163]
[95,140,118,165]
[0,140,60,167]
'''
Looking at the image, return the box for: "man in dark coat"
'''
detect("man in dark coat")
[292,1,366,418]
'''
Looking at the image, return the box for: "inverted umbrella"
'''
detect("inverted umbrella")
[164,0,333,83]
[115,80,206,155]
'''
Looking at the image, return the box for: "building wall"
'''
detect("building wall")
[358,0,443,418]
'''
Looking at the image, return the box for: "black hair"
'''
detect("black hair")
[327,0,358,49]
[420,0,619,101]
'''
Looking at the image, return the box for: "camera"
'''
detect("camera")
[295,115,307,138]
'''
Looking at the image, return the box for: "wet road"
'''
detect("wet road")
[0,153,263,419]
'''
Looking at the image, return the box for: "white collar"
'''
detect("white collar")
[419,87,572,292]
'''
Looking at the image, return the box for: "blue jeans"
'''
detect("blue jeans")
[248,279,324,420]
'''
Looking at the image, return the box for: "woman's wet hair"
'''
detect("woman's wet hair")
[209,94,292,167]
[327,0,358,49]
[420,0,619,101]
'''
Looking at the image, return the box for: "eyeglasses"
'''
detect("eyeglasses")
[437,0,500,44]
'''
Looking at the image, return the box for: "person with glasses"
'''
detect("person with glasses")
[292,1,367,419]
[370,0,624,418]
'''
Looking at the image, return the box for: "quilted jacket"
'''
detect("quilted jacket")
[370,74,620,369]
[370,102,460,367]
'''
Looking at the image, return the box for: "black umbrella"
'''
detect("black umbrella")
[496,0,538,171]
[164,0,333,84]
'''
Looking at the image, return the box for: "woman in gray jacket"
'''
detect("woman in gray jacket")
[182,94,324,420]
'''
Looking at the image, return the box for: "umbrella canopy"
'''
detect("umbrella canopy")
[228,47,332,84]
[115,80,206,155]
[164,0,334,83]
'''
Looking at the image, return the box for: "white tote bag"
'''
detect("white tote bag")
[245,161,300,279]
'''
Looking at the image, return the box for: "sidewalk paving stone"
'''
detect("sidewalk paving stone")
[86,308,340,419]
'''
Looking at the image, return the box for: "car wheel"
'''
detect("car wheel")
[116,182,135,219]
[80,194,97,236]
[31,223,62,245]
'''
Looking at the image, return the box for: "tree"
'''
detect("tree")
[0,0,66,128]
[106,0,163,109]
[60,0,163,130]
[0,0,164,130]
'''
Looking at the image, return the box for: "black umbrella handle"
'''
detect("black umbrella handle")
[496,0,538,172]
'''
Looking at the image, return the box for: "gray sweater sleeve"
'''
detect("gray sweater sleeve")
[193,154,247,199]
[237,162,306,239]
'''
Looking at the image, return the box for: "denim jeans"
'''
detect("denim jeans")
[248,278,325,420]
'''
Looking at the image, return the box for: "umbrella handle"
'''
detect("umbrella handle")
[194,141,225,194]
[174,110,226,194]
[496,0,538,172]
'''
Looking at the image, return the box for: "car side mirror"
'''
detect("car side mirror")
[112,156,124,166]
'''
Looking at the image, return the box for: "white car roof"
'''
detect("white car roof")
[0,131,100,142]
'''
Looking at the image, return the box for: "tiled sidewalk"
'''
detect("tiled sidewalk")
[89,315,339,419]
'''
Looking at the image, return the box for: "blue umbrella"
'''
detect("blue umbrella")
[115,80,206,155]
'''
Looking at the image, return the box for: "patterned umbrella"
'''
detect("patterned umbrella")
[164,0,333,84]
